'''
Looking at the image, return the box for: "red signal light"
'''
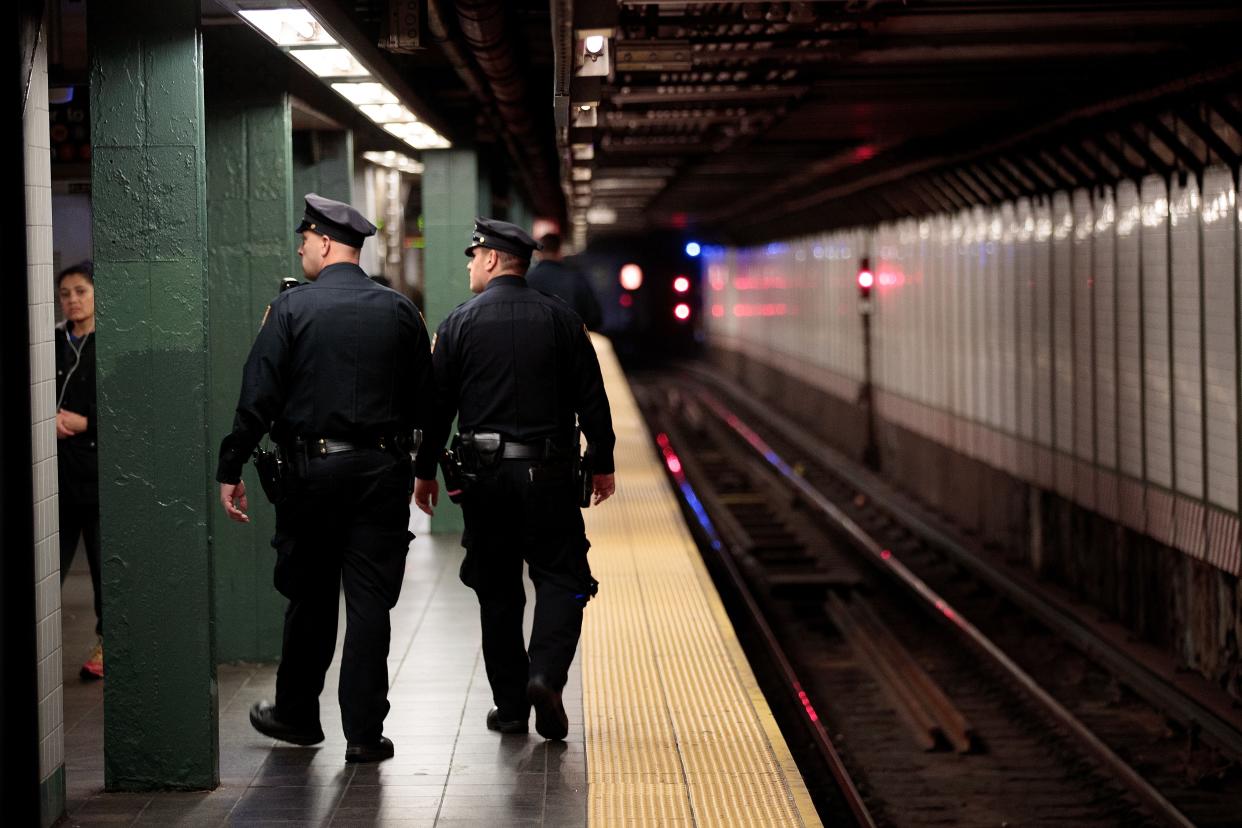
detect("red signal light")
[672,275,691,294]
[619,293,633,308]
[673,302,691,321]
[857,256,873,299]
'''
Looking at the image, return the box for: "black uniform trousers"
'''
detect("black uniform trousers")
[459,460,597,720]
[59,495,102,636]
[270,448,413,744]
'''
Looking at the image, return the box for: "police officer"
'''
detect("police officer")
[413,218,616,741]
[218,193,434,763]
[526,232,603,331]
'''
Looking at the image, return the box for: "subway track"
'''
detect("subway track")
[632,366,1242,828]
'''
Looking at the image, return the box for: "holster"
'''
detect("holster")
[252,443,288,505]
[439,447,469,504]
[577,442,594,509]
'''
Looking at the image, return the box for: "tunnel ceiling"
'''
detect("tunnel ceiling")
[570,0,1242,245]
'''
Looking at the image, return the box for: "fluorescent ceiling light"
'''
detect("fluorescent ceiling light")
[384,122,450,150]
[331,82,399,105]
[360,103,419,124]
[239,9,336,47]
[362,151,425,174]
[572,167,593,181]
[586,206,616,225]
[288,48,369,78]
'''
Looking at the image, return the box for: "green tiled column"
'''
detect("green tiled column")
[290,130,353,279]
[422,148,489,533]
[90,0,218,790]
[205,59,294,663]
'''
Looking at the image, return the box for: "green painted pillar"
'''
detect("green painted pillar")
[205,46,294,663]
[291,130,353,279]
[422,148,490,533]
[90,0,217,790]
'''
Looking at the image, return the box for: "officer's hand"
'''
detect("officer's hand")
[220,481,250,524]
[592,473,616,506]
[56,409,87,438]
[414,478,439,516]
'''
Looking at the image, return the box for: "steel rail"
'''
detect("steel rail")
[686,363,1242,761]
[650,423,878,828]
[691,386,1197,828]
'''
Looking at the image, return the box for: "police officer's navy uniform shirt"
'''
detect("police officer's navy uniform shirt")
[415,274,615,480]
[217,262,434,484]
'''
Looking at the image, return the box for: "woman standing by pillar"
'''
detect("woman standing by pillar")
[56,261,102,679]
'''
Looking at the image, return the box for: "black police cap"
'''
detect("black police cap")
[464,217,542,259]
[295,193,377,249]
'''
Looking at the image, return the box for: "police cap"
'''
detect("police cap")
[464,217,542,260]
[295,193,377,249]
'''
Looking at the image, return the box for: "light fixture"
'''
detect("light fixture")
[239,9,336,46]
[237,6,452,152]
[572,167,593,181]
[576,29,611,77]
[359,103,419,124]
[586,205,617,225]
[571,143,595,161]
[331,81,398,105]
[288,48,369,78]
[619,263,643,291]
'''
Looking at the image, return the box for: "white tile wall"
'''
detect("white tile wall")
[1095,189,1119,471]
[24,17,62,788]
[1052,192,1076,458]
[1141,175,1174,489]
[1170,178,1204,500]
[1072,190,1095,465]
[1116,181,1145,480]
[1201,167,1239,511]
[705,170,1241,572]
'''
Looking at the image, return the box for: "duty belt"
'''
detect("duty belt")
[501,442,552,460]
[293,436,398,457]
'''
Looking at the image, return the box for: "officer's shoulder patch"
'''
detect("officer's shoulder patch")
[260,304,272,328]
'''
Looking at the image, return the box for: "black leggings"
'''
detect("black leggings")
[59,497,102,636]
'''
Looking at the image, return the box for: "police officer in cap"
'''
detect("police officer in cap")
[414,218,616,740]
[218,193,434,763]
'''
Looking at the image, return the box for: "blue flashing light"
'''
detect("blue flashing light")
[685,241,702,257]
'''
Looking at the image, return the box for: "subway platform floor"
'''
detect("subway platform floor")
[57,524,587,827]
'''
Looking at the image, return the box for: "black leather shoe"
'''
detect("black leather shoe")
[527,677,568,741]
[249,701,324,746]
[345,736,395,763]
[486,707,528,734]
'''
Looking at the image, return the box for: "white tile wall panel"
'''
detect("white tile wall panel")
[1052,192,1076,460]
[1141,175,1174,489]
[1000,204,1019,438]
[1094,189,1119,472]
[1116,181,1144,481]
[1200,167,1238,512]
[26,21,62,787]
[1016,199,1037,449]
[1033,198,1055,488]
[985,209,1004,442]
[1169,178,1204,501]
[1094,189,1120,520]
[1072,191,1096,458]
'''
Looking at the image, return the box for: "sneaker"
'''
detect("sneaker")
[80,637,103,680]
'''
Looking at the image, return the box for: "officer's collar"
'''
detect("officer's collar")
[484,274,527,290]
[313,262,367,283]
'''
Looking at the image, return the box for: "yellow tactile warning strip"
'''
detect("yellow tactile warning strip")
[581,335,822,827]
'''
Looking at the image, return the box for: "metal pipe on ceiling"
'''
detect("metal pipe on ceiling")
[452,0,559,216]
